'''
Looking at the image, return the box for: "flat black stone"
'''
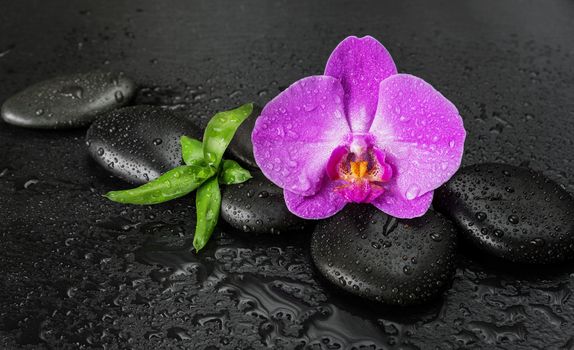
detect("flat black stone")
[434,163,574,264]
[227,104,262,169]
[1,71,135,129]
[311,205,458,305]
[86,105,202,184]
[220,171,309,234]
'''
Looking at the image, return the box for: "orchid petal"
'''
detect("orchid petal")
[284,180,348,219]
[370,74,466,202]
[325,36,397,133]
[252,76,350,196]
[371,186,434,219]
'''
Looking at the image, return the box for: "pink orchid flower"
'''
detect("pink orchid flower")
[252,36,466,219]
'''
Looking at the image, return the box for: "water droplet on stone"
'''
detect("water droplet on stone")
[530,238,545,247]
[430,232,443,242]
[508,215,519,224]
[59,85,84,99]
[475,212,487,221]
[24,179,38,189]
[114,90,124,102]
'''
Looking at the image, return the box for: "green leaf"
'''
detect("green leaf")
[180,135,204,166]
[219,159,252,185]
[105,165,216,205]
[193,177,221,251]
[203,103,253,168]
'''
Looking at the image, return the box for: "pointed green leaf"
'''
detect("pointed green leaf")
[193,177,221,252]
[105,165,216,205]
[180,135,205,166]
[219,159,252,185]
[203,103,253,168]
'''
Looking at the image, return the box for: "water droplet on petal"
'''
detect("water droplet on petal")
[405,185,420,200]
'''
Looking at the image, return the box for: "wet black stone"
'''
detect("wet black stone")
[1,71,135,129]
[220,171,309,234]
[227,105,262,168]
[311,205,458,305]
[434,163,574,264]
[86,105,202,184]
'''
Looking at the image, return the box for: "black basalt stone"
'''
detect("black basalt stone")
[220,171,309,234]
[227,104,262,168]
[434,163,574,264]
[1,71,135,129]
[311,205,458,305]
[86,105,202,184]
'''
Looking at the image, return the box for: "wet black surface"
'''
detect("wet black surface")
[1,0,574,349]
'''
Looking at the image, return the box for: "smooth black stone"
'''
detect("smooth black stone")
[1,71,135,129]
[227,105,262,168]
[86,105,202,184]
[311,205,458,305]
[220,171,309,234]
[434,163,574,264]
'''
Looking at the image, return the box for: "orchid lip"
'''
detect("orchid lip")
[327,140,393,203]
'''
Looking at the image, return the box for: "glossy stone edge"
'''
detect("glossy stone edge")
[1,72,136,129]
[434,163,574,265]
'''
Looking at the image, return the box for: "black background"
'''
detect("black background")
[1,1,573,349]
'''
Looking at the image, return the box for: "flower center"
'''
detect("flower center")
[326,140,392,203]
